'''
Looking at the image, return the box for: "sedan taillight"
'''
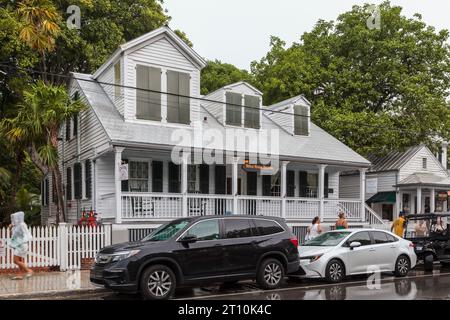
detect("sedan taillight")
[409,242,415,248]
[290,237,299,247]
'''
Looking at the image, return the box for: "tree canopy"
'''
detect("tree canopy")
[251,1,450,156]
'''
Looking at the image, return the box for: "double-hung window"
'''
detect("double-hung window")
[128,161,149,192]
[136,65,161,121]
[167,70,190,124]
[294,105,309,135]
[226,92,242,126]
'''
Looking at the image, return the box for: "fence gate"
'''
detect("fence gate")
[0,223,112,271]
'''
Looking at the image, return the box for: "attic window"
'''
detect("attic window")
[114,61,121,99]
[167,70,190,124]
[294,105,309,136]
[422,157,427,169]
[136,65,161,121]
[244,95,260,129]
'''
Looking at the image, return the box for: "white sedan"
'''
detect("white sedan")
[297,229,417,283]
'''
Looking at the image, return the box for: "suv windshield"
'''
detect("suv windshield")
[304,231,351,247]
[142,219,190,242]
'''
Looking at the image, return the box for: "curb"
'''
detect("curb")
[0,286,109,300]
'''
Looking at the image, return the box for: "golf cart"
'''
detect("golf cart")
[404,213,450,272]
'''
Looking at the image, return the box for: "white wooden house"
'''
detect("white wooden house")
[340,143,449,222]
[40,26,380,242]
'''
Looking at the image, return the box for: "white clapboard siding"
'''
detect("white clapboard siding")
[399,146,448,181]
[0,224,111,271]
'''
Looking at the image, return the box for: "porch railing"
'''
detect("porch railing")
[187,194,233,216]
[122,193,183,219]
[324,199,361,221]
[237,196,282,217]
[286,198,320,219]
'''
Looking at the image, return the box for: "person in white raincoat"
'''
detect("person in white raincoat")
[8,211,33,279]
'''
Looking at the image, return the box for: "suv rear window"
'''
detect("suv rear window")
[224,219,254,239]
[254,219,284,236]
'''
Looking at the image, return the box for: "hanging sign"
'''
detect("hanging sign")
[119,163,129,181]
[242,159,273,173]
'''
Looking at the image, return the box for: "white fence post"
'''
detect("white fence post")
[58,223,68,271]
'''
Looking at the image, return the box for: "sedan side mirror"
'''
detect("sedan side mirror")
[349,241,361,250]
[179,235,198,244]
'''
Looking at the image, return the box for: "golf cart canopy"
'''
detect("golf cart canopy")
[406,213,450,221]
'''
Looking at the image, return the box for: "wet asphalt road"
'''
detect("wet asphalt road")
[31,265,450,300]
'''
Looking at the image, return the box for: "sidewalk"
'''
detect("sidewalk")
[0,270,106,299]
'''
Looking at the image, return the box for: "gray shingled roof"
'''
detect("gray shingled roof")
[395,172,450,187]
[367,145,424,172]
[72,73,370,167]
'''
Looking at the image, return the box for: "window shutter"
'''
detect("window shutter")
[294,105,309,135]
[199,164,209,194]
[66,167,72,201]
[324,173,329,199]
[168,162,180,193]
[226,92,242,126]
[299,171,308,197]
[121,159,129,192]
[45,178,49,206]
[85,160,92,199]
[152,161,163,192]
[178,72,190,124]
[52,174,57,204]
[287,170,295,197]
[167,70,178,123]
[244,95,260,129]
[114,61,121,98]
[74,162,82,199]
[214,165,226,194]
[73,114,78,137]
[136,65,161,121]
[262,175,271,196]
[65,119,70,141]
[246,172,257,196]
[41,181,44,206]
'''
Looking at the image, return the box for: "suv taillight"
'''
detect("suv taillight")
[290,237,299,247]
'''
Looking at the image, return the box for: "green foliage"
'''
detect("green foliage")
[201,60,254,95]
[251,1,450,156]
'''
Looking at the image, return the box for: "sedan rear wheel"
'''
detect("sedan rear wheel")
[325,259,345,283]
[394,255,410,277]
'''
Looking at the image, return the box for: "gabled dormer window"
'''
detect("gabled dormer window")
[136,64,161,121]
[226,92,242,126]
[294,105,309,136]
[167,70,190,124]
[244,95,260,129]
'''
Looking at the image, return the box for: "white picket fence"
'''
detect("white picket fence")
[0,223,111,271]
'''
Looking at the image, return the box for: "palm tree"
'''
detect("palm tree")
[2,81,85,223]
[17,0,61,80]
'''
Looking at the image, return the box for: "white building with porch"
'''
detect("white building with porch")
[340,144,449,223]
[40,26,381,243]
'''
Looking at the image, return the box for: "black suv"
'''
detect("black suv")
[90,215,299,299]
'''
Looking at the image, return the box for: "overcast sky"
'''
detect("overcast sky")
[163,0,450,70]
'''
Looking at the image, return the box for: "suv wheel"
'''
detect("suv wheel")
[424,254,434,272]
[257,258,285,289]
[325,259,345,283]
[140,265,176,300]
[394,255,410,277]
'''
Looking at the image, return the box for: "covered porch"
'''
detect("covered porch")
[101,146,371,224]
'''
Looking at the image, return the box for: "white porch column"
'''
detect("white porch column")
[318,164,327,222]
[359,168,367,222]
[416,187,422,214]
[114,147,125,224]
[280,161,289,219]
[232,158,239,213]
[181,153,189,217]
[430,188,436,213]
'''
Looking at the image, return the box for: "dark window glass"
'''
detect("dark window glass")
[372,231,389,244]
[347,231,372,246]
[254,219,284,236]
[143,219,190,242]
[73,114,78,137]
[45,178,49,206]
[167,70,190,124]
[244,95,260,129]
[199,164,209,194]
[214,165,226,194]
[386,233,398,242]
[294,105,309,135]
[186,220,220,241]
[224,219,254,239]
[65,119,70,141]
[287,170,295,197]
